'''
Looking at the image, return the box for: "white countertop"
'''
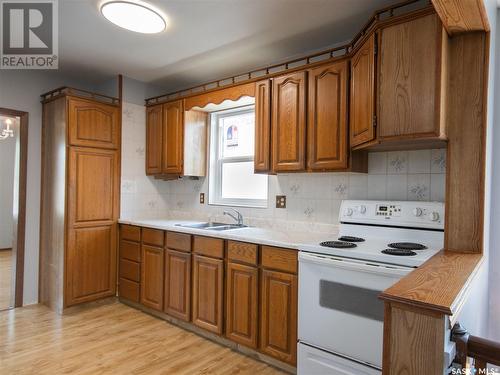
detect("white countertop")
[118,218,339,249]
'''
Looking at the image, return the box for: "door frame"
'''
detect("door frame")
[0,107,28,307]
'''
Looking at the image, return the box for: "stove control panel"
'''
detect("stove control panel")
[339,200,445,230]
[376,204,401,217]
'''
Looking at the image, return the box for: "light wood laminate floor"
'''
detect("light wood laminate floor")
[0,299,286,375]
[0,249,12,310]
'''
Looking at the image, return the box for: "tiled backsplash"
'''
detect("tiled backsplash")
[120,102,446,232]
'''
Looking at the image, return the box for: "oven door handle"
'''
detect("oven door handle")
[298,252,413,277]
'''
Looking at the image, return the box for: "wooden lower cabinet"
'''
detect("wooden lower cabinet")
[140,245,164,311]
[225,262,258,348]
[164,249,191,321]
[192,255,224,334]
[66,224,117,306]
[260,269,298,365]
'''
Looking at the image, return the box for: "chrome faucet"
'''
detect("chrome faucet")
[223,208,243,226]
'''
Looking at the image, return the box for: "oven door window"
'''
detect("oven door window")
[319,280,384,321]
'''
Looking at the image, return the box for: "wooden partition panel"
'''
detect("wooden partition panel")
[445,32,487,253]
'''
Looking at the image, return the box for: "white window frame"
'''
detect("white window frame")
[208,105,268,208]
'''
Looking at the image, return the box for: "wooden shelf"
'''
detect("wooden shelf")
[380,250,484,315]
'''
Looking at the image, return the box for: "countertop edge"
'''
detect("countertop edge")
[379,249,484,316]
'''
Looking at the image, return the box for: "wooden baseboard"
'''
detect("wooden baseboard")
[0,248,12,252]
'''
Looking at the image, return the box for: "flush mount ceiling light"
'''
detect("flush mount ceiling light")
[100,0,167,34]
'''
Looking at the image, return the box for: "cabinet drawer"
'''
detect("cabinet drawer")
[119,258,140,282]
[193,236,224,258]
[261,246,297,274]
[119,278,140,303]
[120,240,141,262]
[142,228,165,247]
[121,225,141,242]
[166,232,191,252]
[227,241,258,265]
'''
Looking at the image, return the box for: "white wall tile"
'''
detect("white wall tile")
[431,148,447,173]
[367,175,387,199]
[407,174,431,201]
[368,152,387,174]
[387,151,408,174]
[386,175,408,200]
[430,174,446,202]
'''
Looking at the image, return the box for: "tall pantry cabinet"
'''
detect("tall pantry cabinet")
[39,88,120,313]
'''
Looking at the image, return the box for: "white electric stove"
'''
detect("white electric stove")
[298,200,445,375]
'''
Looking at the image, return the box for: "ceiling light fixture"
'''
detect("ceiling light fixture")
[100,0,167,34]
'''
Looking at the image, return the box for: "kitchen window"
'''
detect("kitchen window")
[209,106,268,208]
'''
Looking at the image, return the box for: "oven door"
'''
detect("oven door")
[298,252,412,369]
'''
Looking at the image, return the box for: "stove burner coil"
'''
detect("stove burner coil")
[388,242,427,250]
[338,236,365,243]
[382,248,417,256]
[320,241,357,249]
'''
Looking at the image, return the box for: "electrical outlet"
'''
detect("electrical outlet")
[199,193,205,204]
[276,195,286,208]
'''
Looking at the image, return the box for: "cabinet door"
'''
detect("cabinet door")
[66,147,119,307]
[66,224,117,306]
[350,34,376,147]
[260,269,298,365]
[146,105,163,175]
[68,98,119,149]
[272,71,307,172]
[192,255,224,334]
[226,262,258,348]
[254,79,272,173]
[378,13,442,139]
[141,245,164,311]
[308,60,348,170]
[164,249,191,321]
[162,100,184,175]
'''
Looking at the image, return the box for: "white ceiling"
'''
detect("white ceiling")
[59,0,399,91]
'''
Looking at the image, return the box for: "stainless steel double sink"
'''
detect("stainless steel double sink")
[175,222,248,231]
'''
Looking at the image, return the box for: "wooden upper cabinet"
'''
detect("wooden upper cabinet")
[260,269,298,365]
[272,71,307,172]
[162,100,184,175]
[141,245,164,311]
[192,255,224,335]
[378,13,444,139]
[254,79,272,173]
[225,262,258,349]
[350,34,376,148]
[164,249,191,321]
[68,147,118,223]
[68,98,119,149]
[307,60,348,171]
[146,105,163,175]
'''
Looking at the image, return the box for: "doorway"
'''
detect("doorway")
[0,108,27,310]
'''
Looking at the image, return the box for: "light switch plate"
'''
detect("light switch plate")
[276,195,286,208]
[200,193,205,204]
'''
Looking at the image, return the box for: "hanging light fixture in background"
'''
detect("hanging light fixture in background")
[0,118,15,140]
